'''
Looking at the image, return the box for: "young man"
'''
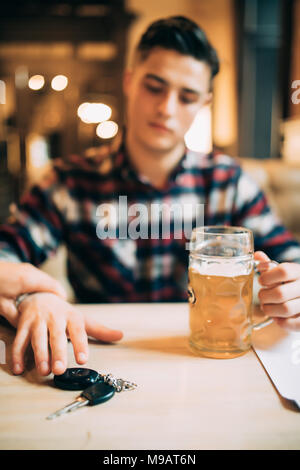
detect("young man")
[1,16,300,377]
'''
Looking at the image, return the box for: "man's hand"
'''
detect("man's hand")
[0,261,67,298]
[0,261,67,327]
[254,251,300,330]
[12,292,123,376]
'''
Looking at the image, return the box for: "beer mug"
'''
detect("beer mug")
[188,226,274,359]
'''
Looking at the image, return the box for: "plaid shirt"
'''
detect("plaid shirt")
[0,143,300,303]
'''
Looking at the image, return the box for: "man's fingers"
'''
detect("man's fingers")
[261,298,300,318]
[31,321,50,375]
[254,251,279,277]
[0,262,67,299]
[0,296,18,327]
[12,321,31,374]
[259,278,300,305]
[67,312,89,365]
[48,321,68,375]
[274,314,300,331]
[19,265,67,299]
[85,315,123,343]
[254,251,270,263]
[259,262,300,286]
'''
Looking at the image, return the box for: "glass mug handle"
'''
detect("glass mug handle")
[252,259,279,330]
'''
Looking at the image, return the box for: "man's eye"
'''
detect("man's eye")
[145,84,163,94]
[180,95,197,104]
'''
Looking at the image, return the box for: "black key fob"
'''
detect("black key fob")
[54,367,102,390]
[82,381,115,405]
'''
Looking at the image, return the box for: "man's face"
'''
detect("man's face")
[124,47,212,153]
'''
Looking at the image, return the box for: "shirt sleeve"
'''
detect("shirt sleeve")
[232,166,300,263]
[0,165,65,266]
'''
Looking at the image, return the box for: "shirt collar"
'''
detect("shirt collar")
[115,138,190,189]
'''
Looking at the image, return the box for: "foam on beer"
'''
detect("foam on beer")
[189,256,253,277]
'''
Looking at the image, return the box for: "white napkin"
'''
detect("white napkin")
[252,321,300,408]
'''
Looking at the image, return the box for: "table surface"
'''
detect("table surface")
[0,303,299,450]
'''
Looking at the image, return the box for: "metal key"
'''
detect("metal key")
[46,381,115,420]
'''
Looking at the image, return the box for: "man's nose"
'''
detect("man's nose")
[157,91,177,117]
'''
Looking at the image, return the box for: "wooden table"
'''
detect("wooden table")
[0,303,299,450]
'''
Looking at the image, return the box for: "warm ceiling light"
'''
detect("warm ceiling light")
[96,120,118,139]
[77,102,90,118]
[184,106,212,153]
[51,75,68,91]
[28,74,45,90]
[77,102,112,123]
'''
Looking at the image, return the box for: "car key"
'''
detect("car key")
[53,367,137,392]
[46,381,115,420]
[53,368,102,391]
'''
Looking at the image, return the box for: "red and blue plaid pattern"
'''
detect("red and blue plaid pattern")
[0,143,299,303]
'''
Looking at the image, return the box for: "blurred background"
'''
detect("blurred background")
[0,0,299,242]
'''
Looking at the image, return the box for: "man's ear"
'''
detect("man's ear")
[123,69,132,97]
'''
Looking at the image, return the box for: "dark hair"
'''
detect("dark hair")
[134,16,220,79]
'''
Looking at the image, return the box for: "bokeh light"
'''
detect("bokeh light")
[28,75,45,90]
[96,120,118,139]
[77,102,112,123]
[184,106,212,153]
[51,75,68,91]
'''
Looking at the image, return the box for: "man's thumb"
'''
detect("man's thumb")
[254,251,271,263]
[84,314,123,343]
